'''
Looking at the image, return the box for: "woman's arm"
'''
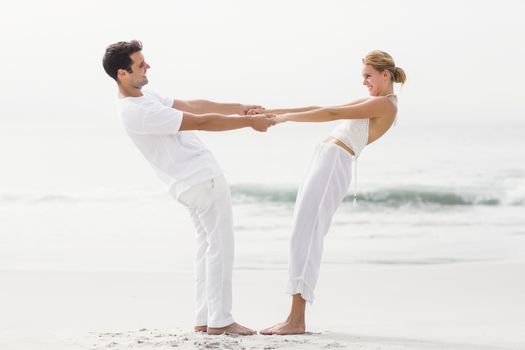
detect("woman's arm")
[275,97,392,123]
[264,106,320,114]
[260,97,368,115]
[333,97,369,107]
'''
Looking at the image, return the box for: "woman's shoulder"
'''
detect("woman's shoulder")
[370,95,397,108]
[364,95,397,119]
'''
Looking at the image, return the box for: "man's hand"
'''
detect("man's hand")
[250,114,276,132]
[243,105,265,115]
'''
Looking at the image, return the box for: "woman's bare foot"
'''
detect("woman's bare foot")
[207,322,256,335]
[261,294,306,335]
[259,321,285,335]
[194,325,207,332]
[260,320,305,335]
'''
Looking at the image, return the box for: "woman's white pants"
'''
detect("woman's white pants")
[287,143,353,303]
[176,175,234,328]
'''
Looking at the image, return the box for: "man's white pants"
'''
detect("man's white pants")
[287,143,353,303]
[176,175,234,328]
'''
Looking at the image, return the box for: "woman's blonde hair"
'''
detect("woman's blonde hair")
[363,50,406,85]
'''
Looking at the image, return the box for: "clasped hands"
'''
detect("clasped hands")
[240,104,282,132]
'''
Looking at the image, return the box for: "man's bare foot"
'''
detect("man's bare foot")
[207,322,256,335]
[194,325,207,332]
[259,320,305,335]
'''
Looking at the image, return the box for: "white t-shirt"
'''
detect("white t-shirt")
[116,90,223,198]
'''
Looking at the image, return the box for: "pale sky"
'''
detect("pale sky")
[1,0,524,127]
[1,0,524,190]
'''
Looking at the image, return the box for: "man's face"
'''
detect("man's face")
[119,51,150,88]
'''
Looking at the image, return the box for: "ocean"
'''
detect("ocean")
[1,122,524,273]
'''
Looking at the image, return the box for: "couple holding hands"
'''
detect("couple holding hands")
[103,40,405,336]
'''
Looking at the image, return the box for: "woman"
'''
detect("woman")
[259,50,406,335]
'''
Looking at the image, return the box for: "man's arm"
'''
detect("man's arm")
[179,112,275,132]
[173,99,261,115]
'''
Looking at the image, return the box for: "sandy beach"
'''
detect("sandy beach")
[1,259,524,350]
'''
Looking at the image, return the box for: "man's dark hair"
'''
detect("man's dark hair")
[102,40,143,82]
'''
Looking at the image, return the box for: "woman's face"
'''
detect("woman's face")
[362,64,390,96]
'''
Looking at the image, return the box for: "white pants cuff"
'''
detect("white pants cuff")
[286,278,315,303]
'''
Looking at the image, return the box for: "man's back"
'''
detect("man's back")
[117,90,222,198]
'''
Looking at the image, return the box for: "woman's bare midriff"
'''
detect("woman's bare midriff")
[323,137,355,155]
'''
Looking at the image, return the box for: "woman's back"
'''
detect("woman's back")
[367,94,398,145]
[329,94,398,156]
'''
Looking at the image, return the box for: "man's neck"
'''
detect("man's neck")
[118,83,143,98]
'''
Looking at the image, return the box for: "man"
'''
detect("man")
[102,40,274,335]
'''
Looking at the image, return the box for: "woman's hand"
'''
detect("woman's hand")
[274,114,288,124]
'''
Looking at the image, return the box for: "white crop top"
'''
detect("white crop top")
[329,94,397,206]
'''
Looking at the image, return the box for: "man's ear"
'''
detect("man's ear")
[117,68,127,80]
